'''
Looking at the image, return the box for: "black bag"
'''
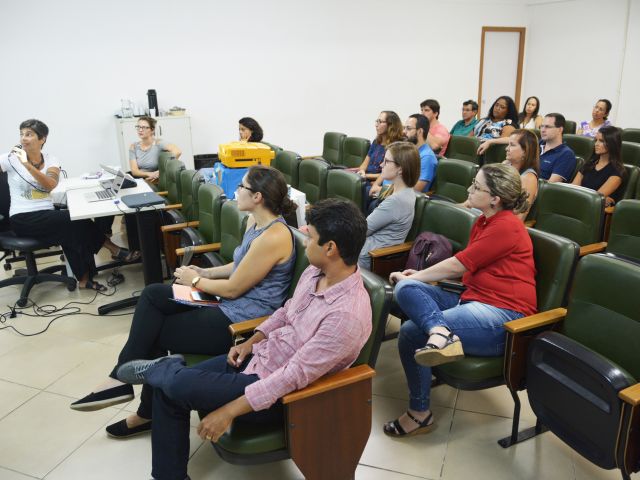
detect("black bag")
[405,232,452,270]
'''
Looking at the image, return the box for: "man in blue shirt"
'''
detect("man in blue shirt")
[450,100,480,136]
[405,114,437,192]
[539,113,576,182]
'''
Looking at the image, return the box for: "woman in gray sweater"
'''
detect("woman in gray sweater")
[359,141,420,269]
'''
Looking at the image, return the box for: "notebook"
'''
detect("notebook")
[83,170,126,202]
[120,191,166,209]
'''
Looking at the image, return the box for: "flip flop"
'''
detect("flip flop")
[83,280,107,292]
[111,248,141,263]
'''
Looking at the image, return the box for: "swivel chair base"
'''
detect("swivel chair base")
[0,263,76,307]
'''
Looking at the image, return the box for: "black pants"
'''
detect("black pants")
[110,283,233,419]
[10,210,105,280]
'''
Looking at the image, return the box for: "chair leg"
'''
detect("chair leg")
[498,387,548,448]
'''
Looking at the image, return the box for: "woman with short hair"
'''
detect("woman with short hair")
[384,163,536,437]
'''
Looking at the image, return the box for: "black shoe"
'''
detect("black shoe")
[106,418,152,438]
[116,354,184,385]
[70,384,134,411]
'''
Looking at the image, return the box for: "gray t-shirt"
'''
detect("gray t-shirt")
[129,140,166,171]
[358,187,417,269]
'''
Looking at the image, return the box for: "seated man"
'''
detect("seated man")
[420,98,451,156]
[450,100,479,136]
[539,113,577,183]
[115,198,372,480]
[406,113,437,193]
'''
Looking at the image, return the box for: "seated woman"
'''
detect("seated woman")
[504,129,540,219]
[238,117,264,142]
[358,142,419,269]
[572,125,624,207]
[577,99,612,138]
[70,166,297,438]
[474,96,519,155]
[129,116,181,182]
[0,119,137,291]
[518,96,543,129]
[384,163,536,437]
[357,111,404,182]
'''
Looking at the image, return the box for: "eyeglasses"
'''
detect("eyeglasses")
[381,158,397,166]
[469,180,491,194]
[540,124,557,129]
[135,125,151,130]
[237,183,257,193]
[375,119,387,125]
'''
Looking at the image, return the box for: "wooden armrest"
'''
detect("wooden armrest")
[161,221,200,233]
[369,242,413,258]
[620,383,640,406]
[605,206,615,215]
[504,308,567,334]
[300,155,321,160]
[175,243,221,256]
[524,219,536,228]
[228,316,269,337]
[157,191,169,196]
[163,203,182,210]
[579,242,607,256]
[283,365,375,404]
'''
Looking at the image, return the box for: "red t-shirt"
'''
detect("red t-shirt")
[455,210,537,316]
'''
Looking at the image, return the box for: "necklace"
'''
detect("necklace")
[29,153,45,170]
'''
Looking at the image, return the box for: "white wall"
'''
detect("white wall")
[2,0,637,177]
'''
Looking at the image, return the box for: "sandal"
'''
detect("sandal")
[111,248,141,263]
[82,280,107,292]
[383,411,434,437]
[414,330,464,367]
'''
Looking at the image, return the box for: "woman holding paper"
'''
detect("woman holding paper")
[71,166,297,439]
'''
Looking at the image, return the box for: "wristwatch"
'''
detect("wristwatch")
[191,276,201,288]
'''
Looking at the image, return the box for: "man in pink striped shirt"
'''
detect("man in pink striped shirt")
[116,198,372,480]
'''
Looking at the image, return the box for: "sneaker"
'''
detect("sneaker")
[116,354,184,385]
[70,384,134,411]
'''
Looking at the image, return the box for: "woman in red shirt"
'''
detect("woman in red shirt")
[384,163,536,437]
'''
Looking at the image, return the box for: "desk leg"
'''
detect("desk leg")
[98,209,163,315]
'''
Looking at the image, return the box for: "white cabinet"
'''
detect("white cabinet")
[114,116,194,171]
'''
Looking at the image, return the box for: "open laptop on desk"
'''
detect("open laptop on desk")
[84,169,126,202]
[100,164,136,189]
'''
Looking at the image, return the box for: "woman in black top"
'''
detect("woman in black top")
[572,125,624,206]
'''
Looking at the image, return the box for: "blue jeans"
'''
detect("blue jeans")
[144,355,282,480]
[394,279,523,411]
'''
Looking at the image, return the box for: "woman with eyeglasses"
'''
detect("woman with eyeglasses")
[1,119,140,291]
[572,126,624,207]
[577,99,613,138]
[358,142,419,269]
[384,163,536,437]
[357,111,404,181]
[129,116,181,183]
[71,166,298,438]
[474,96,519,155]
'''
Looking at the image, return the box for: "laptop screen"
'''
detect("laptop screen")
[111,170,126,194]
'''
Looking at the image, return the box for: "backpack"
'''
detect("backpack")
[405,232,453,270]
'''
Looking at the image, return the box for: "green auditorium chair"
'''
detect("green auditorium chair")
[326,169,366,212]
[317,131,347,165]
[429,158,478,203]
[297,159,329,204]
[570,156,585,182]
[339,137,371,169]
[564,120,577,135]
[622,128,640,144]
[563,134,594,165]
[621,165,640,200]
[157,159,185,206]
[271,150,301,189]
[183,267,392,480]
[176,200,248,268]
[369,198,478,279]
[530,182,605,256]
[433,229,579,447]
[260,141,283,154]
[503,254,640,480]
[622,141,640,167]
[481,143,507,165]
[445,135,481,164]
[156,151,173,193]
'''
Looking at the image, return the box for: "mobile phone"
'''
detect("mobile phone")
[191,291,220,302]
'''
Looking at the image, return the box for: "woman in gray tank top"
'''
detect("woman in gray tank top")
[72,166,298,439]
[129,116,181,183]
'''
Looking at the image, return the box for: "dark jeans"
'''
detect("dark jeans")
[110,283,234,419]
[147,354,282,480]
[10,209,105,280]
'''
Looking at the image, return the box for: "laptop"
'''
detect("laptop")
[84,170,126,202]
[99,164,136,189]
[120,191,166,209]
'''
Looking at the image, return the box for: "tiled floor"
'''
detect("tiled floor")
[0,240,635,479]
